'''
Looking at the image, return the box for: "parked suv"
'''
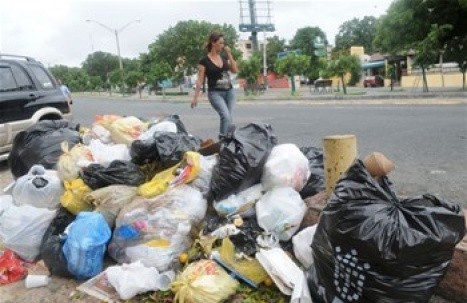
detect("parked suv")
[0,54,72,161]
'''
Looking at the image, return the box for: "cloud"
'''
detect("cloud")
[0,0,392,67]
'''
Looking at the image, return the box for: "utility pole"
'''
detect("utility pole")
[86,19,141,94]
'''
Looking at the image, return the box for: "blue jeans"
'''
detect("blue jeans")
[208,89,235,136]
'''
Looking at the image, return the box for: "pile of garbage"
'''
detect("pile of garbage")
[0,116,465,303]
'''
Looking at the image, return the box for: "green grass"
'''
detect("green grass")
[137,284,288,303]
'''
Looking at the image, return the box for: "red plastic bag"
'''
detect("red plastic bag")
[0,250,27,284]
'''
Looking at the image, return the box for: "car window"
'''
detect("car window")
[29,65,55,90]
[11,65,34,90]
[0,66,17,90]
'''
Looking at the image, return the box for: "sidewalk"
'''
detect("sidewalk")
[76,86,467,105]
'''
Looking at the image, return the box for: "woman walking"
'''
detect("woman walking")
[191,32,238,138]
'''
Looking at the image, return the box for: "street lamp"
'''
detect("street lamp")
[86,19,141,94]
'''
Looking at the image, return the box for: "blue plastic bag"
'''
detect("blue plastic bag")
[62,212,111,280]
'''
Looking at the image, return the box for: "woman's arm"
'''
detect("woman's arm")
[191,64,205,108]
[224,46,238,73]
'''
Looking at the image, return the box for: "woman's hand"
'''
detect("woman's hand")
[224,46,238,73]
[191,98,198,109]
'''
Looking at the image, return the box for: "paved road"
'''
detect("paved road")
[63,96,467,207]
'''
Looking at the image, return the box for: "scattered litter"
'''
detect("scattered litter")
[25,274,49,288]
[0,250,27,285]
[106,261,175,300]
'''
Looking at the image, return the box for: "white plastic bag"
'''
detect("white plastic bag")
[256,248,312,303]
[0,203,56,261]
[138,121,178,140]
[87,139,131,166]
[210,224,241,239]
[110,186,207,271]
[106,261,175,300]
[292,225,317,269]
[261,144,310,192]
[12,165,63,209]
[190,155,218,197]
[124,228,191,272]
[214,183,263,218]
[256,187,306,241]
[0,195,14,213]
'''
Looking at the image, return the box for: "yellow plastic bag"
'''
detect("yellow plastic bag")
[60,178,93,214]
[84,185,137,227]
[171,259,239,303]
[57,142,94,181]
[138,152,201,198]
[94,114,122,129]
[218,237,268,285]
[108,116,147,145]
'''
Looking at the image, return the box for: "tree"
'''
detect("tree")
[374,0,430,54]
[238,55,262,94]
[82,51,119,85]
[49,65,90,92]
[125,71,144,91]
[275,53,310,94]
[260,35,287,73]
[146,62,173,97]
[375,0,467,91]
[108,70,121,90]
[290,26,328,80]
[374,0,466,56]
[88,76,103,91]
[326,54,360,94]
[146,20,239,76]
[414,24,452,92]
[445,35,467,90]
[335,16,378,54]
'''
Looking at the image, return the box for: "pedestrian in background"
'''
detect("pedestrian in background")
[58,79,73,105]
[191,32,238,139]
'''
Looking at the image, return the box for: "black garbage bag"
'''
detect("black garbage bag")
[209,123,277,201]
[130,139,160,165]
[204,215,263,256]
[308,160,466,303]
[8,120,80,179]
[80,160,145,190]
[130,132,202,166]
[299,146,325,199]
[40,207,76,277]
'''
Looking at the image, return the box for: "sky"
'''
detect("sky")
[0,0,393,67]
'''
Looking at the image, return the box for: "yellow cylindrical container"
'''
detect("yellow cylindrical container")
[323,134,357,195]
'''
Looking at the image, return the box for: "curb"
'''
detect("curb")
[74,92,467,106]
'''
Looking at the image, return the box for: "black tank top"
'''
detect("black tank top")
[199,56,232,91]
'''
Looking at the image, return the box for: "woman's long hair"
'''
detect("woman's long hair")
[205,32,224,52]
